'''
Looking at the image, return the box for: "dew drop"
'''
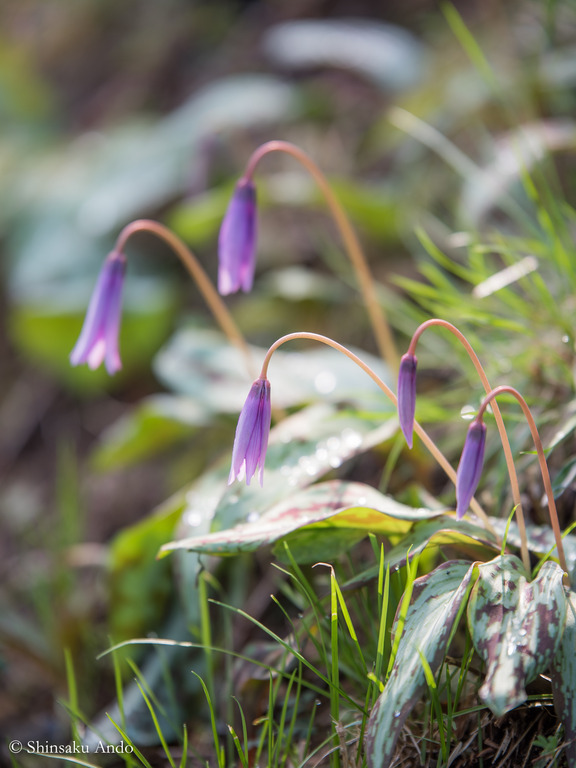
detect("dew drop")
[342,428,362,449]
[247,511,260,523]
[460,405,476,421]
[185,510,203,528]
[314,370,337,394]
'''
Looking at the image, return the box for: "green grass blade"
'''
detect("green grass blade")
[179,724,188,768]
[106,715,155,768]
[191,671,225,768]
[133,679,176,768]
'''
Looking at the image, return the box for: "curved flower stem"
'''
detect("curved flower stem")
[244,140,400,372]
[115,219,255,378]
[408,319,530,573]
[261,331,498,539]
[478,385,568,582]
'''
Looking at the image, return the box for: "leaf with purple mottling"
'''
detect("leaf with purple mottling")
[551,589,576,765]
[159,480,440,558]
[467,555,567,717]
[365,561,477,768]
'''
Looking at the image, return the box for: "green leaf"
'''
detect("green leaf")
[160,480,439,559]
[167,186,234,248]
[108,503,183,644]
[467,555,567,716]
[91,394,211,471]
[365,561,477,768]
[551,590,576,766]
[10,294,174,391]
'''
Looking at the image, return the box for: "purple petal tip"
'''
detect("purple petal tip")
[229,378,271,486]
[70,251,126,375]
[456,420,486,519]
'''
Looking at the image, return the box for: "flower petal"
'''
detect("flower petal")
[229,378,271,486]
[456,419,487,519]
[70,251,126,374]
[218,178,257,296]
[397,353,417,449]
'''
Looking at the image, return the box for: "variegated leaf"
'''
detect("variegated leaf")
[365,561,476,768]
[467,555,567,717]
[551,590,576,765]
[160,480,440,558]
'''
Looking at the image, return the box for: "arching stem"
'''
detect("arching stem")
[261,332,498,538]
[244,140,399,372]
[478,385,568,582]
[408,319,530,572]
[115,219,255,378]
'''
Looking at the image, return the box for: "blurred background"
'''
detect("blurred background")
[1,0,576,762]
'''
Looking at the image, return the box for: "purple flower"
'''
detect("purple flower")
[397,353,418,448]
[228,378,271,486]
[218,178,257,295]
[456,419,487,519]
[70,251,126,375]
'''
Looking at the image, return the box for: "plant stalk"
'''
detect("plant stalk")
[245,140,399,372]
[408,319,530,573]
[261,332,497,538]
[477,385,569,582]
[115,219,255,377]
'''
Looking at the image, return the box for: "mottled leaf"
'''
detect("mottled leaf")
[195,401,396,537]
[160,480,437,558]
[366,561,476,768]
[154,401,395,569]
[551,590,576,765]
[467,555,567,717]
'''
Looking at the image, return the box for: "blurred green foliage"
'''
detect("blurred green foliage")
[2,0,576,761]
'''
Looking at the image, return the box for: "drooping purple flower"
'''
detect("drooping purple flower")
[70,251,126,375]
[218,177,257,295]
[456,419,487,519]
[228,378,271,486]
[397,352,418,449]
